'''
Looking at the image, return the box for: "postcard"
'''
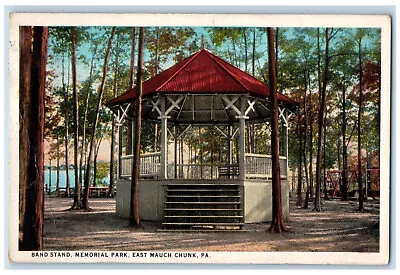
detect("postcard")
[8,13,391,265]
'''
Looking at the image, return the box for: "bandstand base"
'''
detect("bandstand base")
[115,178,289,224]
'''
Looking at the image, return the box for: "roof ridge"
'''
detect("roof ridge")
[156,50,204,92]
[206,50,252,92]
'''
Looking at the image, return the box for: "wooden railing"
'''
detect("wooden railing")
[121,152,161,178]
[168,164,219,179]
[245,153,287,179]
[120,152,287,180]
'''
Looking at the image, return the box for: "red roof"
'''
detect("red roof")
[108,49,295,105]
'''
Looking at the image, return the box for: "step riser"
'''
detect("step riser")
[163,224,243,230]
[165,210,242,216]
[165,217,243,223]
[165,204,240,210]
[166,197,240,202]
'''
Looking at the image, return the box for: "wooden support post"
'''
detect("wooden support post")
[282,109,289,178]
[227,125,233,166]
[117,110,123,179]
[159,96,168,179]
[237,96,248,180]
[174,126,178,179]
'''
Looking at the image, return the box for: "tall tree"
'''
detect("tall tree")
[19,26,48,250]
[252,28,256,76]
[70,27,82,210]
[243,28,248,72]
[296,112,304,207]
[341,82,349,201]
[109,32,120,197]
[356,31,364,212]
[267,27,286,233]
[63,52,71,197]
[79,42,97,194]
[82,27,116,209]
[127,27,137,155]
[130,27,145,226]
[314,28,331,212]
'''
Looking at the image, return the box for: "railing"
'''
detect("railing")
[120,152,287,180]
[168,164,219,179]
[121,152,161,178]
[245,153,287,179]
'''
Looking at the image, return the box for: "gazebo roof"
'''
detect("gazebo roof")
[108,48,296,106]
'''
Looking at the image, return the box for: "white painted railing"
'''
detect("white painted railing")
[168,164,219,179]
[121,152,161,178]
[245,153,287,179]
[120,152,287,180]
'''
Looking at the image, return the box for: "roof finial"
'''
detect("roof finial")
[201,35,205,49]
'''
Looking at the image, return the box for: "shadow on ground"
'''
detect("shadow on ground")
[43,197,379,252]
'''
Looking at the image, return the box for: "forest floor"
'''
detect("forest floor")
[43,196,380,252]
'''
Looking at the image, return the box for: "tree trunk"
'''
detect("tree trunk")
[109,34,119,197]
[93,138,98,187]
[93,136,103,187]
[296,121,303,207]
[252,28,256,76]
[62,51,70,197]
[155,27,160,75]
[310,29,323,201]
[308,97,314,200]
[357,39,364,212]
[70,27,82,210]
[79,45,96,195]
[130,27,145,227]
[267,27,286,233]
[243,29,248,72]
[232,39,238,67]
[56,136,60,197]
[323,110,328,200]
[275,27,279,81]
[127,27,137,155]
[82,27,116,210]
[303,72,310,209]
[303,148,310,209]
[314,28,330,212]
[341,84,348,200]
[19,26,48,250]
[48,159,52,195]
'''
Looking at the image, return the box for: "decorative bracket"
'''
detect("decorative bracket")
[279,106,288,126]
[222,95,241,116]
[117,103,132,124]
[151,98,161,116]
[245,99,256,116]
[166,95,185,116]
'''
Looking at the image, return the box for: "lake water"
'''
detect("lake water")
[44,169,110,192]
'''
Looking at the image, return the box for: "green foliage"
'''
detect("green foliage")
[95,161,110,186]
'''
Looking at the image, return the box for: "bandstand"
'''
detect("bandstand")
[107,49,296,230]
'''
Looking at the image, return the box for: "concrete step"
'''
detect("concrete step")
[165,201,241,205]
[167,189,239,192]
[162,222,244,226]
[166,195,241,198]
[164,208,242,211]
[165,215,243,218]
[156,229,248,233]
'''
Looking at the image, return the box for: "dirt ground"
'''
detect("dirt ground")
[43,196,379,252]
